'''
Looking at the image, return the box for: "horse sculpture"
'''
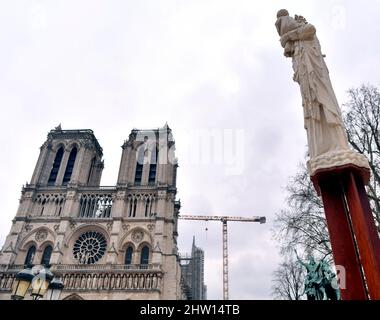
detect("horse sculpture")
[295,251,340,300]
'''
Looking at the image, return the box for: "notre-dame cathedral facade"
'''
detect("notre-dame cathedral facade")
[0,125,184,300]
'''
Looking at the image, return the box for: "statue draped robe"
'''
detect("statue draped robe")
[276,15,350,158]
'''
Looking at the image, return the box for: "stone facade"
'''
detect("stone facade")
[0,125,183,300]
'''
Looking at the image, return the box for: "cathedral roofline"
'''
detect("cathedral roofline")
[47,128,103,155]
[130,123,172,136]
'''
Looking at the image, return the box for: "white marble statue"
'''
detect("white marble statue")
[275,9,369,175]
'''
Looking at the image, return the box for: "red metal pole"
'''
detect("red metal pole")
[344,171,380,299]
[318,176,368,299]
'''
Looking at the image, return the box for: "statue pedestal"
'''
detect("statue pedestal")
[311,164,380,299]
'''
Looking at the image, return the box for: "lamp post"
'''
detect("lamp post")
[45,277,64,300]
[11,264,64,300]
[11,266,35,300]
[30,265,54,300]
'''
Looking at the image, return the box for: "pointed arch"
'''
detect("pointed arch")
[140,245,150,266]
[62,147,77,185]
[48,147,64,186]
[128,197,137,217]
[87,156,97,185]
[24,245,36,265]
[134,145,144,185]
[125,246,133,265]
[63,293,84,300]
[41,245,53,266]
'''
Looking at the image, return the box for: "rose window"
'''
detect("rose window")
[73,231,107,264]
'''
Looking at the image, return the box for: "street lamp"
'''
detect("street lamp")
[11,266,35,300]
[45,277,64,300]
[31,266,54,300]
[11,264,64,300]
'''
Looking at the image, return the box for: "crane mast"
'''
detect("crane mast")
[179,214,266,300]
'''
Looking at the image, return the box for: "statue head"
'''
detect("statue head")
[308,255,316,265]
[277,9,289,19]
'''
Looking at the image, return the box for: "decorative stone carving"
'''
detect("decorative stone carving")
[147,224,155,232]
[67,191,76,200]
[154,241,161,252]
[3,241,16,253]
[106,222,113,231]
[157,191,166,199]
[131,230,144,243]
[53,241,63,254]
[53,224,60,232]
[83,140,94,150]
[307,150,369,176]
[35,229,48,242]
[108,242,118,254]
[122,224,130,231]
[275,9,370,175]
[24,224,33,232]
[25,192,33,199]
[116,191,125,200]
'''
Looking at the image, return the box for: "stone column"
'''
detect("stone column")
[155,191,167,218]
[157,145,167,185]
[111,190,126,219]
[141,161,150,186]
[127,148,137,184]
[70,147,85,185]
[106,220,121,264]
[117,144,131,185]
[79,150,92,185]
[16,190,34,218]
[50,220,69,264]
[61,190,78,218]
[136,198,145,218]
[0,221,24,265]
[30,143,50,186]
[39,148,56,185]
[152,220,164,266]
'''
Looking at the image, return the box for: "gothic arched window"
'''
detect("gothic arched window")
[129,198,137,217]
[48,147,64,186]
[24,245,36,265]
[140,246,149,266]
[134,146,144,185]
[41,245,53,266]
[125,246,133,265]
[148,147,158,185]
[63,147,77,185]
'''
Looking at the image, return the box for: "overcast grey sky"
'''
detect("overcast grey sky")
[0,0,380,300]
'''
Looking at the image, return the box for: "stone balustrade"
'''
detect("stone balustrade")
[0,264,162,292]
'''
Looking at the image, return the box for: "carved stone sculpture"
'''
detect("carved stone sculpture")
[275,9,369,175]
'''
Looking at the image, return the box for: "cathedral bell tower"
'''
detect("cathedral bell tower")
[30,127,104,188]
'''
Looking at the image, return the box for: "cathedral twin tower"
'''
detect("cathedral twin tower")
[0,125,183,300]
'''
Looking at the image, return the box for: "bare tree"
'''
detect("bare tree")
[272,84,380,299]
[272,255,305,300]
[272,164,330,299]
[273,165,331,259]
